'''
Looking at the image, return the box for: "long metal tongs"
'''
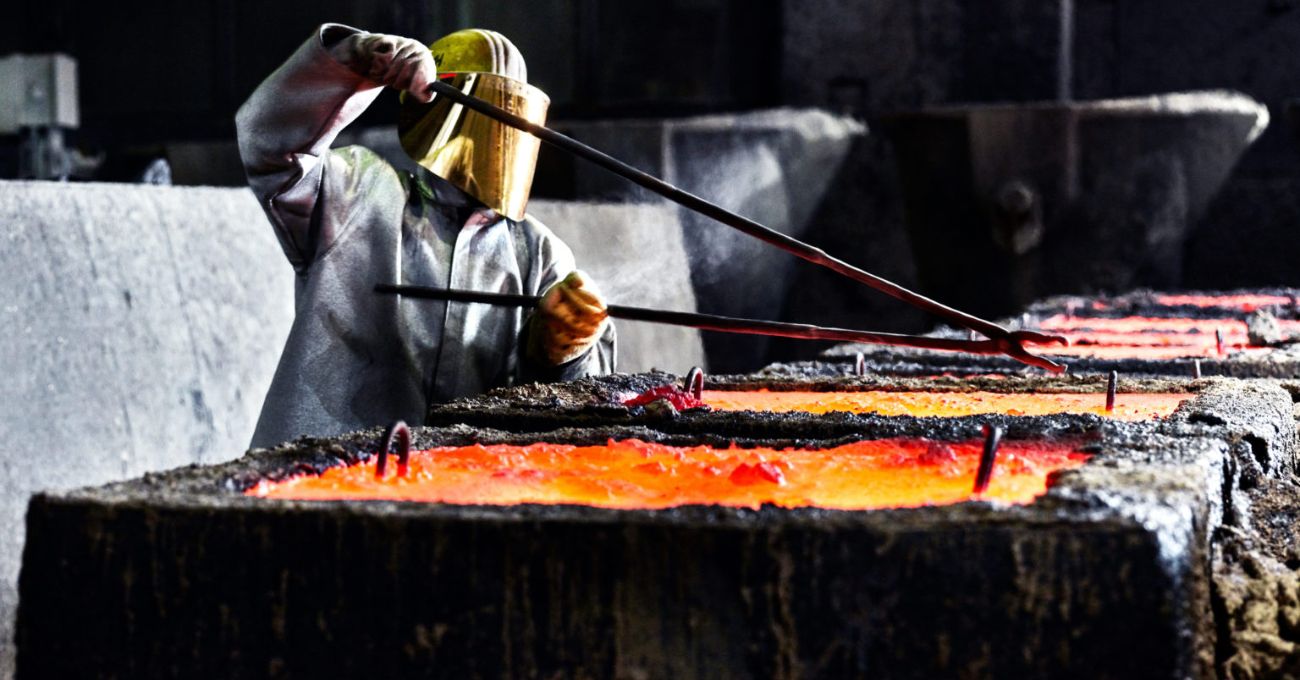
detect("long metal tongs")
[376,284,1046,358]
[422,79,1067,372]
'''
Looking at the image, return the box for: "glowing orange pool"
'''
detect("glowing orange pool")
[1084,293,1295,313]
[1025,315,1300,359]
[1037,315,1283,335]
[247,438,1091,510]
[1040,344,1245,360]
[700,390,1190,420]
[1152,293,1294,312]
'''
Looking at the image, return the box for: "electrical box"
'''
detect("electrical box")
[0,54,79,133]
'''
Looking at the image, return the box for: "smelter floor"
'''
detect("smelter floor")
[14,379,1296,679]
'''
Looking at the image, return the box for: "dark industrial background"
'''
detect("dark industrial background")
[3,0,1299,365]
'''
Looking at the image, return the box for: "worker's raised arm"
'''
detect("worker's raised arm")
[235,23,436,270]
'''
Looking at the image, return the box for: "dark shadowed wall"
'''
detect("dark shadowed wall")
[0,0,781,149]
[780,0,1300,306]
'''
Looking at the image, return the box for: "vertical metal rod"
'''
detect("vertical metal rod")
[1058,0,1075,102]
[375,420,412,479]
[1193,359,1203,379]
[854,352,866,377]
[1105,370,1118,413]
[1215,329,1225,356]
[685,367,705,401]
[973,424,1004,494]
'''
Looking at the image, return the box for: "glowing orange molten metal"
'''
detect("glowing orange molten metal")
[1152,293,1295,312]
[1025,315,1300,359]
[247,438,1090,510]
[700,390,1189,420]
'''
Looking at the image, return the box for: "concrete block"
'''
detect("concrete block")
[0,180,294,676]
[1185,176,1300,289]
[768,134,928,364]
[885,92,1267,317]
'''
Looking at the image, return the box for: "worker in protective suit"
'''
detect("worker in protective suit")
[237,24,615,448]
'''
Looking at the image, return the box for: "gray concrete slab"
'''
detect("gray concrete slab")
[884,91,1267,317]
[0,180,294,677]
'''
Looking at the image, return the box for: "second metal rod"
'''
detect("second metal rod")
[375,284,1058,363]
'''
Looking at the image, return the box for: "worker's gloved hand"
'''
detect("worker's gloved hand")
[328,30,437,102]
[531,271,610,365]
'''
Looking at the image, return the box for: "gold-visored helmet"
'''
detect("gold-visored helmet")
[398,29,549,221]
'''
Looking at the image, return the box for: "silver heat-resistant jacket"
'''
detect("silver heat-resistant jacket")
[237,25,614,448]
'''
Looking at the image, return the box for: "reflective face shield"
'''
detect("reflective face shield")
[399,72,550,221]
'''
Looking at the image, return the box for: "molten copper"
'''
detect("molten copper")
[624,385,707,410]
[247,437,1090,510]
[699,390,1189,421]
[1030,315,1300,359]
[1039,314,1300,334]
[1151,293,1295,312]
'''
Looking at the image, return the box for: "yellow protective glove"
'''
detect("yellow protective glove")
[532,271,609,365]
